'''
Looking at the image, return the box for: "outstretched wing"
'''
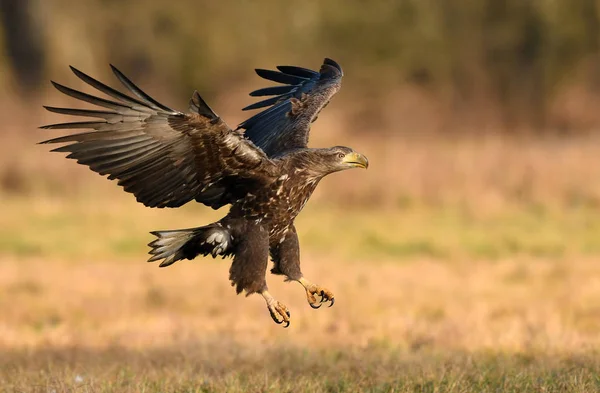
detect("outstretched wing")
[41,65,278,209]
[238,58,343,157]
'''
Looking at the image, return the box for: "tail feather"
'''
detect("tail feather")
[148,224,232,267]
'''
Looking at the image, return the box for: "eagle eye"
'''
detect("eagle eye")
[337,152,345,159]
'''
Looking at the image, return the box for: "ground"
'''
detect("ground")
[3,124,600,392]
[2,190,600,392]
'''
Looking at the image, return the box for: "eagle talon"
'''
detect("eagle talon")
[271,314,283,324]
[263,292,291,327]
[318,290,334,307]
[301,281,335,310]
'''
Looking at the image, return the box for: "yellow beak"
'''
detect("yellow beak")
[342,152,369,169]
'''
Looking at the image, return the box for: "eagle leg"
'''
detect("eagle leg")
[261,290,291,327]
[297,277,335,309]
[269,225,335,308]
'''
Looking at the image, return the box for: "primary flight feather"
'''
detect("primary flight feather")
[41,58,368,327]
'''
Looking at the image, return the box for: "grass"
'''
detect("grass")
[2,192,600,262]
[3,346,600,392]
[3,123,600,391]
[2,254,600,391]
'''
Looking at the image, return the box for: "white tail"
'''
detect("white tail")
[148,224,232,267]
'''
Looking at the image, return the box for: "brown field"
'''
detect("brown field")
[2,103,600,391]
[3,250,600,392]
[2,189,600,391]
[2,251,600,392]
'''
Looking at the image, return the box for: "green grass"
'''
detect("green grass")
[2,345,599,392]
[3,193,600,262]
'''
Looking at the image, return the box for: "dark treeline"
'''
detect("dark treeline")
[1,0,599,133]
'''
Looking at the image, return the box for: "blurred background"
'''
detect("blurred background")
[2,1,600,391]
[3,0,600,209]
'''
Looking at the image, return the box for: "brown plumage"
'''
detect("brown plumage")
[41,58,368,327]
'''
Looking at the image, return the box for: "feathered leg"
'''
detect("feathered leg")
[229,219,291,326]
[270,225,334,308]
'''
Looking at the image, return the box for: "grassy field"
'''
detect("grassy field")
[3,251,600,392]
[3,114,600,391]
[3,192,600,262]
[2,190,600,391]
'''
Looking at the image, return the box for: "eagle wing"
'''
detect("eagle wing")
[238,58,343,157]
[41,65,279,209]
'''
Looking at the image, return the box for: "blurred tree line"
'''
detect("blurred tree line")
[0,0,599,133]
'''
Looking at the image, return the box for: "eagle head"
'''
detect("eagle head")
[309,146,369,176]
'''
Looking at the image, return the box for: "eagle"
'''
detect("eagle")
[40,58,368,327]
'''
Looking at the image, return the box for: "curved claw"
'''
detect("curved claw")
[318,290,335,307]
[272,316,283,324]
[265,297,291,327]
[304,284,335,310]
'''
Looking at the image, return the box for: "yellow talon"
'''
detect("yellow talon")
[262,290,291,327]
[298,278,335,309]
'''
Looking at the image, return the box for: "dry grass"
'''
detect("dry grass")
[3,106,600,390]
[2,190,600,391]
[4,347,600,393]
[1,191,600,391]
[3,254,600,351]
[2,254,600,392]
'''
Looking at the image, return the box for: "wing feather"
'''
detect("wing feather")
[49,81,144,114]
[41,65,278,209]
[254,69,309,85]
[109,64,177,113]
[238,58,343,157]
[70,66,152,110]
[275,65,319,78]
[242,95,289,111]
[249,85,297,97]
[43,106,137,122]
